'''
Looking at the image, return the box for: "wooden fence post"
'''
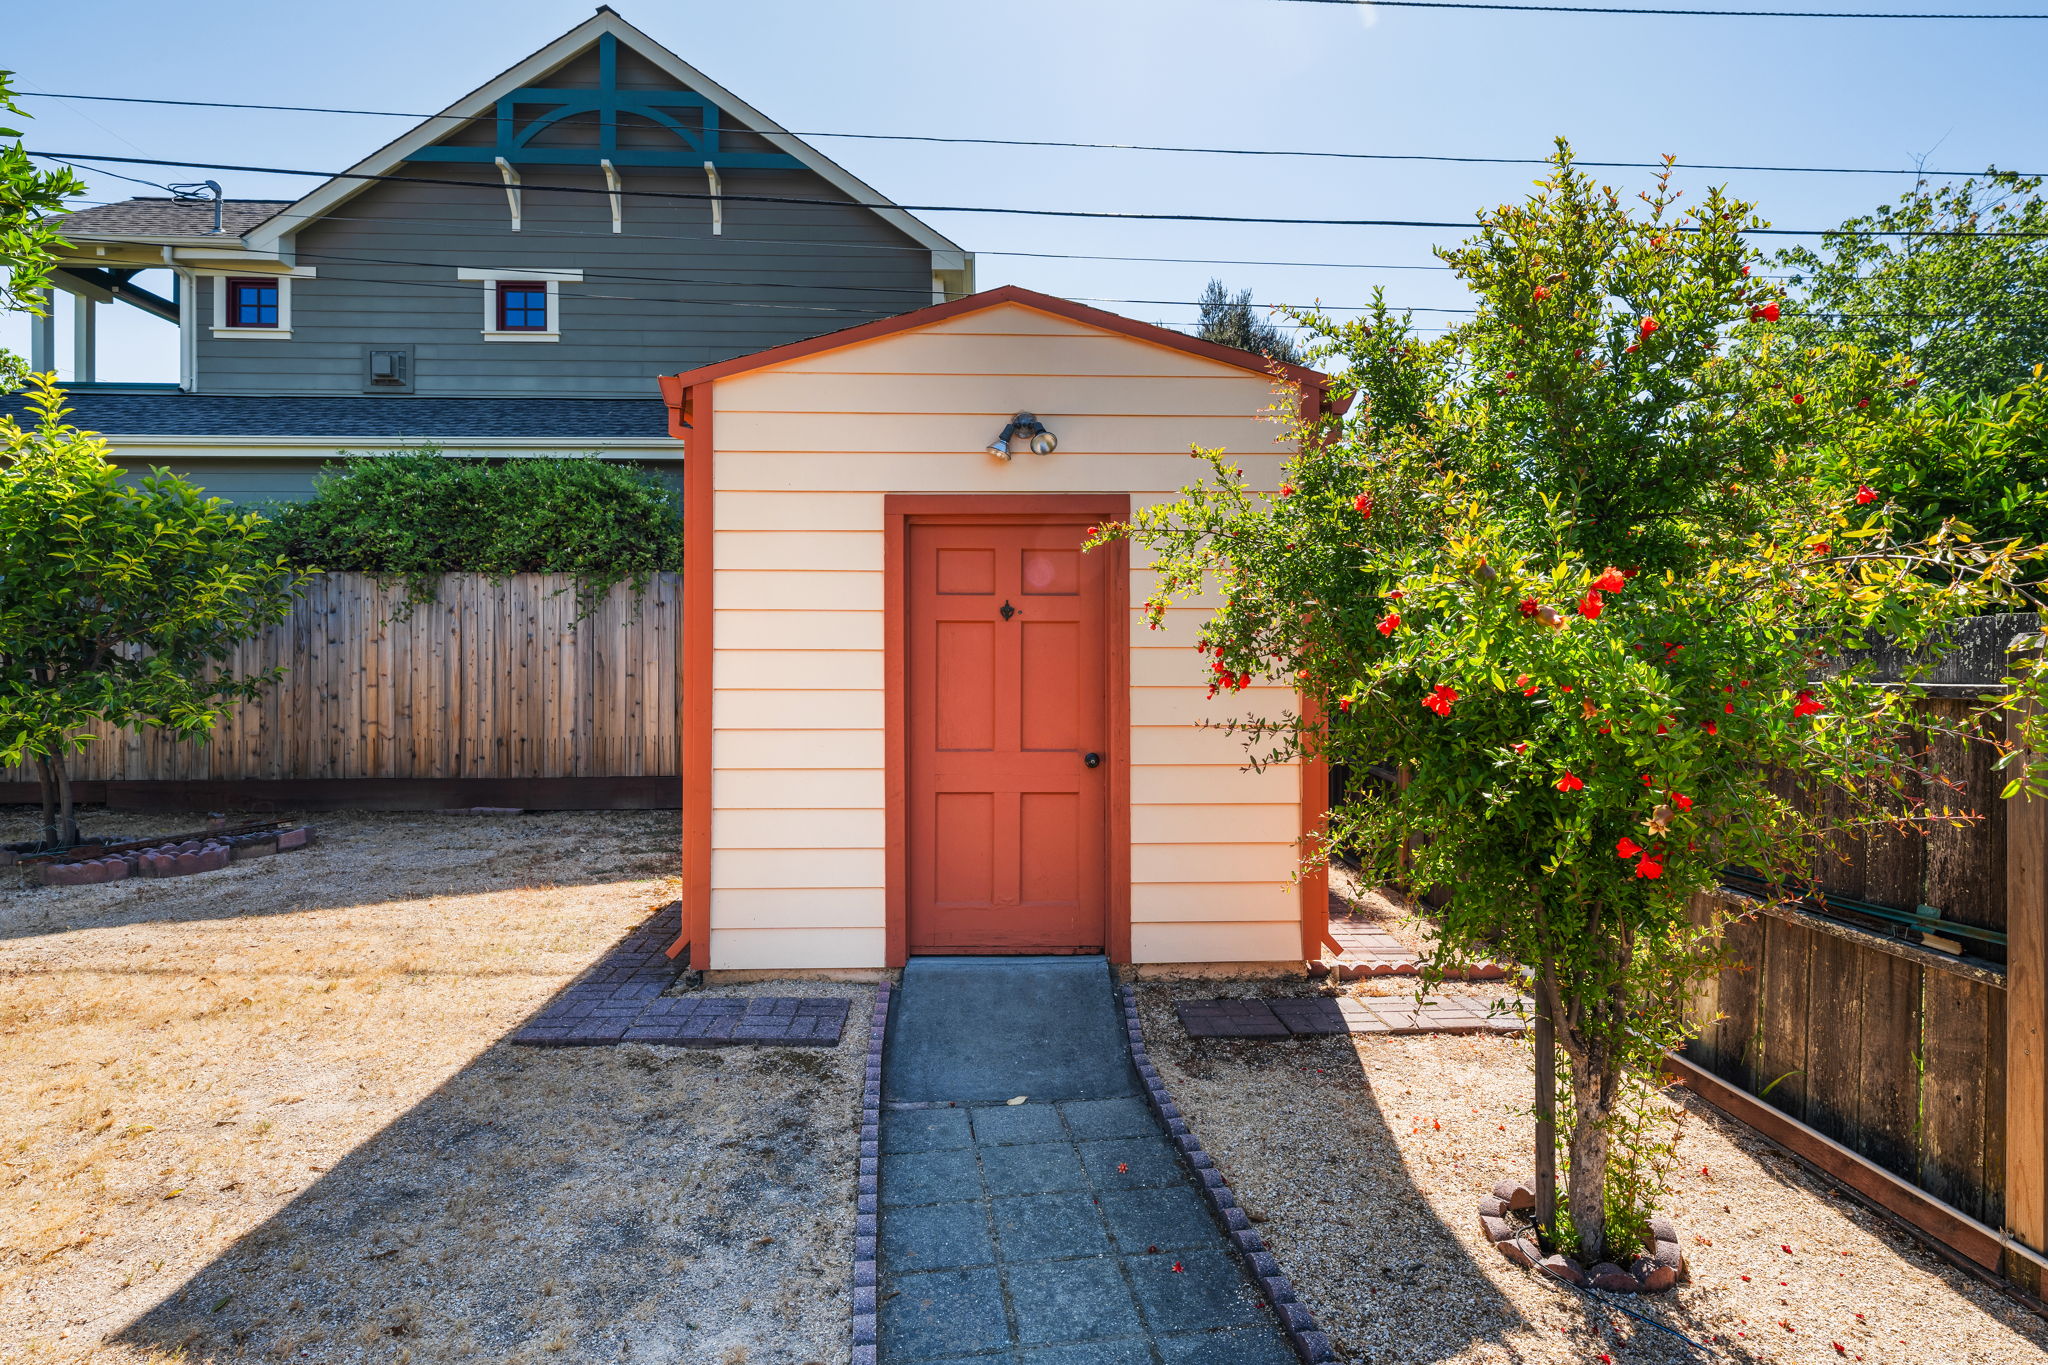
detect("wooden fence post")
[2006,694,2048,1293]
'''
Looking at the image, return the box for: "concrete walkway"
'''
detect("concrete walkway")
[877,957,1295,1365]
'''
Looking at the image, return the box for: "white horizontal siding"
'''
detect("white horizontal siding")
[705,309,1304,970]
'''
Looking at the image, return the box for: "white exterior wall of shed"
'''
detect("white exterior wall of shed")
[705,301,1305,969]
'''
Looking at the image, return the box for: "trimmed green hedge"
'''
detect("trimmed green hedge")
[267,449,682,605]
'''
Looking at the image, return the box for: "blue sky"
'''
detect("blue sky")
[5,0,2045,381]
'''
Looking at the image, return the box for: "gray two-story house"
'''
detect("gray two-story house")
[13,7,971,502]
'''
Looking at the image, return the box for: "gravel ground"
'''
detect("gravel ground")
[0,809,865,1365]
[1135,977,2048,1365]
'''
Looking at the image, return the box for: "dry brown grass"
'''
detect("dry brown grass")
[0,809,863,1364]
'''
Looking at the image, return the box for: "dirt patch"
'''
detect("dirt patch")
[0,809,864,1364]
[1135,977,2048,1365]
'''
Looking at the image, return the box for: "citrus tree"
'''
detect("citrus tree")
[1107,145,2045,1263]
[0,378,298,848]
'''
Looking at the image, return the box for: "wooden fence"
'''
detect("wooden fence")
[1684,616,2048,1287]
[0,572,682,807]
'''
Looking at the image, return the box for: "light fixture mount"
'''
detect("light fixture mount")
[985,412,1056,460]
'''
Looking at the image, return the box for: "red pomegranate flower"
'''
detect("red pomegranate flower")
[1616,837,1644,859]
[1511,742,1530,754]
[1533,286,1552,301]
[1578,589,1604,620]
[1762,302,1780,321]
[1556,771,1585,792]
[1639,317,1658,337]
[1791,393,1807,405]
[1354,493,1374,516]
[1517,598,1539,618]
[1421,684,1458,717]
[1703,721,1718,735]
[1593,567,1626,592]
[1338,698,1352,712]
[1279,484,1296,497]
[1792,689,1825,718]
[1855,485,1877,505]
[1673,793,1693,811]
[1636,856,1665,879]
[1377,612,1401,636]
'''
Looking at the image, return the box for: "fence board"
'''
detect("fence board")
[9,573,682,786]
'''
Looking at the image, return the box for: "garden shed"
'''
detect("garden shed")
[659,286,1342,973]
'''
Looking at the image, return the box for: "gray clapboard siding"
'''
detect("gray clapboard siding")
[195,160,938,398]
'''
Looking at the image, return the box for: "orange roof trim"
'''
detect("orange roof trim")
[655,285,1332,424]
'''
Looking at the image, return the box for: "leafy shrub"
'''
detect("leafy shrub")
[268,448,682,606]
[1823,369,2048,557]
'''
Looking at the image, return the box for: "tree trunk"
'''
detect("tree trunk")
[52,752,79,849]
[1563,1034,1621,1260]
[34,756,58,850]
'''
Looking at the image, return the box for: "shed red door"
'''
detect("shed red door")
[906,520,1109,954]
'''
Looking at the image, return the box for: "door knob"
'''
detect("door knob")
[1083,752,1102,768]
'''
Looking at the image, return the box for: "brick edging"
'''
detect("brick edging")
[1119,984,1339,1364]
[851,980,891,1365]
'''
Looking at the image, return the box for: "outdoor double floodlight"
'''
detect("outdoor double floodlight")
[985,412,1058,460]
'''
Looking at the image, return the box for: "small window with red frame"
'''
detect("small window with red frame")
[496,281,549,331]
[224,277,280,328]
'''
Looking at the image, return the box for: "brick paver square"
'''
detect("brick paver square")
[1016,1338,1153,1365]
[1269,997,1348,1035]
[1005,1255,1145,1345]
[880,1198,995,1271]
[1125,1248,1268,1333]
[979,1141,1089,1197]
[879,1266,1009,1360]
[881,1147,982,1206]
[881,1107,973,1154]
[1077,1136,1184,1191]
[1058,1097,1157,1141]
[1157,1324,1303,1365]
[1174,999,1287,1038]
[992,1190,1112,1262]
[970,1102,1066,1146]
[1099,1185,1222,1253]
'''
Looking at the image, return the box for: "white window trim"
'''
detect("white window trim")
[457,267,581,341]
[205,267,314,339]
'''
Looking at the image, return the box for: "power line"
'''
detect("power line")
[32,149,2048,237]
[1276,0,2046,15]
[19,90,2037,179]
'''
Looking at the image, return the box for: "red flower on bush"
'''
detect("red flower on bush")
[1532,286,1552,301]
[1354,493,1374,516]
[1636,855,1665,879]
[1639,316,1658,338]
[1422,684,1459,717]
[1673,793,1693,811]
[1702,721,1718,735]
[1855,485,1877,505]
[1279,484,1296,497]
[1511,742,1530,754]
[1517,597,1539,618]
[1377,612,1401,636]
[1791,393,1807,405]
[1725,701,1735,714]
[1338,698,1352,712]
[1792,689,1825,718]
[1556,771,1585,792]
[1616,837,1644,859]
[1579,589,1604,620]
[1517,674,1538,696]
[1592,567,1626,592]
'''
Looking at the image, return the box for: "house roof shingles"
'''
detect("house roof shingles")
[0,393,674,440]
[55,198,293,239]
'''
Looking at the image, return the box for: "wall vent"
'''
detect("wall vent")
[363,346,413,393]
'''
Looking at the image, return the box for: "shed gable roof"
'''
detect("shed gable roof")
[656,286,1330,415]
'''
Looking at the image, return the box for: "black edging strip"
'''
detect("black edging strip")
[851,980,891,1365]
[1119,983,1340,1364]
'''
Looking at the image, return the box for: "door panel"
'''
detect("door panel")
[907,520,1108,954]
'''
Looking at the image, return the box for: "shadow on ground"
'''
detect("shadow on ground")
[106,993,865,1364]
[0,808,681,943]
[1136,983,1775,1365]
